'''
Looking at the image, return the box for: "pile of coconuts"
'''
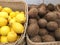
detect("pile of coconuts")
[27,3,60,42]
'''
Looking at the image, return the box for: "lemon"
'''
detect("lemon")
[1,36,8,43]
[20,11,25,14]
[0,17,7,26]
[0,30,1,36]
[0,6,3,11]
[7,31,17,42]
[15,13,26,23]
[10,12,16,18]
[2,7,12,13]
[10,28,15,32]
[8,16,12,21]
[15,11,20,15]
[0,26,10,36]
[12,22,24,34]
[0,12,8,18]
[9,17,16,26]
[0,36,1,42]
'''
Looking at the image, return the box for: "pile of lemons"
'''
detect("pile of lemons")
[0,6,26,43]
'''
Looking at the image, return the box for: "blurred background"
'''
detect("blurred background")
[0,0,60,5]
[26,0,60,5]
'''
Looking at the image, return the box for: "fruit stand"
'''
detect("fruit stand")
[0,0,60,45]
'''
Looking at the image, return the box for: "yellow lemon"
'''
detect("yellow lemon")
[8,16,12,21]
[12,22,24,34]
[10,27,15,32]
[2,7,12,13]
[15,11,20,15]
[20,11,25,14]
[10,12,16,18]
[0,26,10,36]
[0,12,8,18]
[0,6,3,11]
[9,17,16,26]
[1,36,8,43]
[0,36,1,42]
[7,31,17,42]
[15,13,26,23]
[0,30,1,36]
[0,17,7,26]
